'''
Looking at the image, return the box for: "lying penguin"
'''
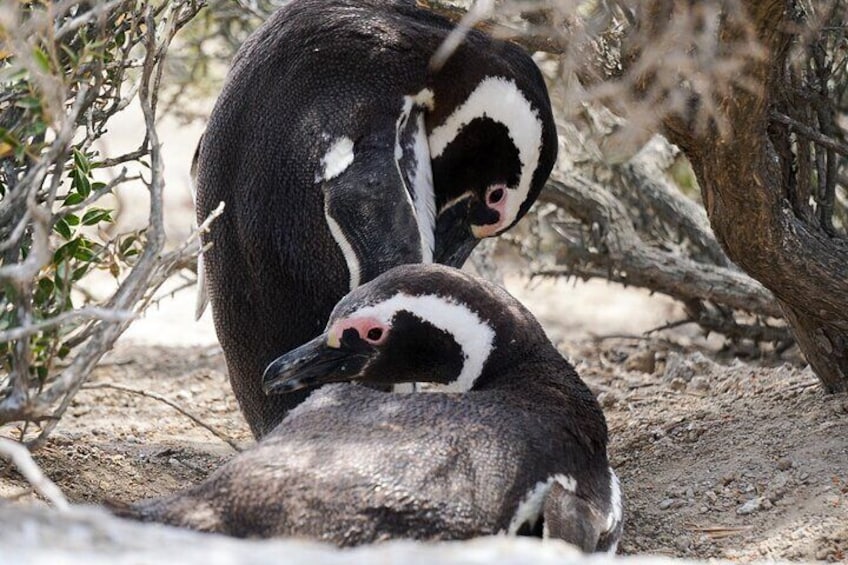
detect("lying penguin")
[121,264,623,552]
[193,0,558,437]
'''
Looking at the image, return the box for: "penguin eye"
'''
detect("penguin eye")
[487,187,505,205]
[364,326,387,345]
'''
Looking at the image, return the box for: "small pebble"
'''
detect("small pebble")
[674,535,691,552]
[777,457,793,471]
[597,391,619,409]
[669,377,688,392]
[737,496,765,515]
[689,376,710,393]
[664,352,694,383]
[625,350,656,374]
[659,498,676,510]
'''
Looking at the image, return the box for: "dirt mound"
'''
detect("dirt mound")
[2,334,845,561]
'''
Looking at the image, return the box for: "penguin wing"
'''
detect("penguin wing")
[190,136,209,321]
[395,92,436,263]
[320,125,431,289]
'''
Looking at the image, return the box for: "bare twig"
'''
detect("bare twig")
[0,438,69,510]
[81,383,242,452]
[0,308,135,343]
[428,0,493,71]
[772,112,848,158]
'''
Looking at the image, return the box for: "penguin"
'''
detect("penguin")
[193,0,558,437]
[120,264,623,553]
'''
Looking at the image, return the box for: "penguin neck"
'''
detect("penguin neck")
[472,341,610,452]
[473,340,567,391]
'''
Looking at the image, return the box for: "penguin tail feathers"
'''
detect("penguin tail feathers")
[106,494,224,534]
[542,480,623,554]
[103,497,141,520]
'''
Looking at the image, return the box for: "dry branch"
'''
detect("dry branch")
[0,438,69,510]
[538,176,784,320]
[82,383,242,452]
[0,1,210,445]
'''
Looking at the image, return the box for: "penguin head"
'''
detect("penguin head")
[428,74,557,266]
[262,263,547,394]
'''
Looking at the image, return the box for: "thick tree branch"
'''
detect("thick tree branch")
[538,176,783,319]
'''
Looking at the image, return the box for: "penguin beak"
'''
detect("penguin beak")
[262,335,369,394]
[435,235,479,267]
[434,205,480,267]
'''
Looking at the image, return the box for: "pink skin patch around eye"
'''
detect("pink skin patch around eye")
[472,183,509,239]
[327,316,389,348]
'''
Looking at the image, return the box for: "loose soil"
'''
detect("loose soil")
[1,276,846,562]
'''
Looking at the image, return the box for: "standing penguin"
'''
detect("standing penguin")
[194,0,558,438]
[121,264,622,552]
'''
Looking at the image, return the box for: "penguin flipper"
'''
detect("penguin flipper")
[194,251,209,321]
[542,480,608,553]
[190,135,209,321]
[322,141,425,287]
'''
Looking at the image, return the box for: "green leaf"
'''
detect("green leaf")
[60,44,80,66]
[73,148,91,174]
[73,169,91,197]
[34,277,54,304]
[38,278,54,294]
[65,213,80,226]
[33,47,50,72]
[53,219,72,240]
[54,240,80,263]
[119,236,138,255]
[25,119,47,138]
[81,208,112,226]
[72,245,95,262]
[63,192,84,206]
[71,265,90,281]
[15,96,42,110]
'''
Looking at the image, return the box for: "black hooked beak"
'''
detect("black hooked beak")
[434,199,480,267]
[262,334,369,395]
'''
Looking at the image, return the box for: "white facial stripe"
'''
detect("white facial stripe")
[410,110,435,262]
[395,92,436,263]
[320,136,355,182]
[507,474,577,535]
[437,191,472,215]
[324,206,360,291]
[353,293,494,392]
[428,77,543,227]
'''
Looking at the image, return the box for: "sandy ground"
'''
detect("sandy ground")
[2,110,847,562]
